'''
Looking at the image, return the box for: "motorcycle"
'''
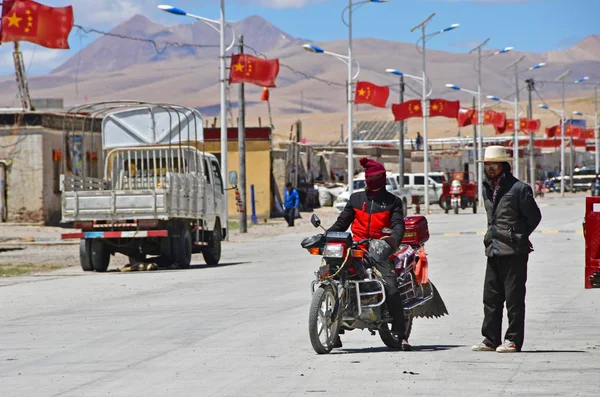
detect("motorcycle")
[302,214,448,354]
[449,179,463,214]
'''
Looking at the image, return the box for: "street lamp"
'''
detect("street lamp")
[469,40,513,207]
[159,3,236,225]
[304,0,388,194]
[385,69,425,188]
[538,103,568,196]
[410,13,460,214]
[575,77,599,174]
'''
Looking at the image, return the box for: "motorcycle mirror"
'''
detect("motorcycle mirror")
[310,214,321,228]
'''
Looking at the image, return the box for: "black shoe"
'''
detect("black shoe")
[400,340,412,351]
[333,336,343,348]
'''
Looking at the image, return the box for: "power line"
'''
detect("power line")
[73,25,220,55]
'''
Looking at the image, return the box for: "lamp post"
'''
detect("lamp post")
[538,103,567,196]
[410,13,460,214]
[575,77,599,174]
[159,3,235,224]
[469,40,513,207]
[302,42,362,191]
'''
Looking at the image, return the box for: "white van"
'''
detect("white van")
[397,172,446,204]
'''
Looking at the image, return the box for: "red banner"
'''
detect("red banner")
[429,99,460,118]
[229,54,280,87]
[1,0,74,49]
[392,100,423,121]
[354,81,389,108]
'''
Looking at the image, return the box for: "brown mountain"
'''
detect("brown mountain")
[0,14,598,143]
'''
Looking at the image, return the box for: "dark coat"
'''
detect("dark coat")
[482,173,542,257]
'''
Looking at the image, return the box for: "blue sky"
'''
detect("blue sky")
[0,0,598,75]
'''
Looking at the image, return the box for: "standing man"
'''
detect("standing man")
[472,146,542,353]
[415,132,423,151]
[283,182,299,227]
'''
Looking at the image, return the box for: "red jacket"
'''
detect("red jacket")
[329,189,405,244]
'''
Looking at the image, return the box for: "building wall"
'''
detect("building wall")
[0,129,44,223]
[194,140,272,221]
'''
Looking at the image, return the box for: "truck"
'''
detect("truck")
[60,101,233,272]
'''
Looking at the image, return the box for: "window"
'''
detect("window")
[430,175,446,184]
[414,176,425,185]
[353,180,366,190]
[204,159,211,183]
[211,161,224,194]
[403,176,409,185]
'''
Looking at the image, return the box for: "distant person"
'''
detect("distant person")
[472,146,541,353]
[283,182,299,227]
[415,132,423,150]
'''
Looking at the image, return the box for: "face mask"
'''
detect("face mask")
[366,175,386,191]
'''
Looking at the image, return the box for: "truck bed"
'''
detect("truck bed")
[61,174,206,222]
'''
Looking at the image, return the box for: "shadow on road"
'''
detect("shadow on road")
[0,247,26,253]
[334,344,464,354]
[188,262,249,270]
[522,350,587,354]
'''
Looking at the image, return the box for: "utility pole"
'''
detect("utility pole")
[526,78,535,191]
[398,76,405,187]
[237,35,247,233]
[301,90,304,113]
[472,97,477,177]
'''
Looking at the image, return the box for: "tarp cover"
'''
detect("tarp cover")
[102,106,203,150]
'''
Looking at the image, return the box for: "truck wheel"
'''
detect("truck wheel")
[172,224,192,269]
[473,200,477,214]
[90,240,110,272]
[79,239,93,272]
[202,223,222,266]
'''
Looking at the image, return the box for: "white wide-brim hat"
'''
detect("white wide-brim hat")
[477,145,514,163]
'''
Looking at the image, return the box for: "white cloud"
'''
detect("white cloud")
[41,0,158,26]
[250,0,328,8]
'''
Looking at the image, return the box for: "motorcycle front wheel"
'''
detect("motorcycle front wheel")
[379,311,414,349]
[309,285,341,354]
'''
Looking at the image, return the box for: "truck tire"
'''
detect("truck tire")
[79,239,93,272]
[202,223,222,266]
[172,224,192,269]
[90,240,110,272]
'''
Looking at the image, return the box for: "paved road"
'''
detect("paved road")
[1,196,599,396]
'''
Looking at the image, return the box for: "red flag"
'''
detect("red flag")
[392,100,423,121]
[429,99,460,118]
[1,1,74,49]
[354,81,389,108]
[261,87,269,101]
[582,129,595,139]
[483,110,506,128]
[546,125,560,138]
[457,108,477,127]
[504,119,516,132]
[494,121,507,135]
[519,118,541,134]
[0,0,16,39]
[229,54,280,87]
[565,125,583,138]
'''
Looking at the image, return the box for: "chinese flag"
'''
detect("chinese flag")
[429,99,460,118]
[565,125,582,138]
[519,118,541,134]
[494,121,507,135]
[457,108,477,127]
[392,100,423,121]
[546,125,560,138]
[483,110,506,128]
[229,53,280,88]
[504,120,516,132]
[354,81,389,108]
[1,1,74,49]
[582,129,595,140]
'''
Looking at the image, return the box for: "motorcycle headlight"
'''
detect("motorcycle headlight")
[324,243,345,258]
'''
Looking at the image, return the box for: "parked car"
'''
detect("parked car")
[397,172,446,205]
[334,172,411,215]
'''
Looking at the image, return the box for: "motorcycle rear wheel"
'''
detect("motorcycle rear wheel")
[379,311,413,349]
[309,285,341,354]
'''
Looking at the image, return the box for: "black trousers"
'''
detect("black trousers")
[482,254,528,350]
[283,208,295,226]
[375,260,406,340]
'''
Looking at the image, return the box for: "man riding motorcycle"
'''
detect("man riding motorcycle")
[328,157,411,351]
